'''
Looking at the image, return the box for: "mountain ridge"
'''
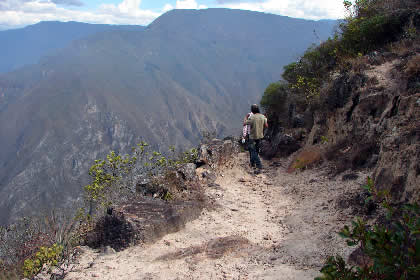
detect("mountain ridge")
[0,21,144,73]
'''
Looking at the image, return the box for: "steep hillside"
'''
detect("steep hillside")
[0,9,336,225]
[0,21,143,73]
[260,4,419,203]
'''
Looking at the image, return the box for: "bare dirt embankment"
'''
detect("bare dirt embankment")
[64,153,369,280]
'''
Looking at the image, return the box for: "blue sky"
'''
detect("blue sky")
[0,0,346,30]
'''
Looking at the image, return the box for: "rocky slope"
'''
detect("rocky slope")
[262,49,420,203]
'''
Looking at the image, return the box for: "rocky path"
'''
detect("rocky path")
[64,153,368,280]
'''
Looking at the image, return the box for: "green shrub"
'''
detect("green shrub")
[316,179,420,280]
[339,0,418,56]
[0,209,82,279]
[84,142,150,210]
[84,142,199,213]
[280,38,339,108]
[340,14,402,55]
[23,244,63,278]
[260,82,290,120]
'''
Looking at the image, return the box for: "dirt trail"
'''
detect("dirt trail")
[64,153,368,280]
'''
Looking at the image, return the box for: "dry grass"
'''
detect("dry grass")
[366,76,380,88]
[0,211,81,279]
[405,54,420,76]
[287,147,323,173]
[0,270,20,280]
[349,56,371,73]
[388,37,420,57]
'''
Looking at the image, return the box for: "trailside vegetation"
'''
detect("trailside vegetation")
[316,179,420,280]
[0,143,198,279]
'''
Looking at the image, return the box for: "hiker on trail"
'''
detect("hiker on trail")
[244,104,268,174]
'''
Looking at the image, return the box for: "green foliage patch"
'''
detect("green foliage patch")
[316,178,420,280]
[260,81,290,121]
[23,244,63,278]
[84,142,199,214]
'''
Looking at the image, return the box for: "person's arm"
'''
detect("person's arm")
[264,117,268,128]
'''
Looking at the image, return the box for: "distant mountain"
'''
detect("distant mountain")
[0,9,336,225]
[0,21,144,73]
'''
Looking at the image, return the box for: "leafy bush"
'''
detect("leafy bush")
[84,144,142,210]
[316,179,420,280]
[260,81,290,122]
[84,142,199,214]
[23,244,63,278]
[260,38,339,124]
[340,13,403,56]
[0,210,79,279]
[282,38,339,105]
[340,0,419,56]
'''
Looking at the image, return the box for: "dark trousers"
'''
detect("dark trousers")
[248,139,262,169]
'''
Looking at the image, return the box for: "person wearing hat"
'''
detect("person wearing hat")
[244,104,268,174]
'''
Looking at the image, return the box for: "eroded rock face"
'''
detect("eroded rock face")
[310,58,419,202]
[85,197,204,250]
[197,139,240,168]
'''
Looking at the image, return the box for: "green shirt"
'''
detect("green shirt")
[245,113,267,140]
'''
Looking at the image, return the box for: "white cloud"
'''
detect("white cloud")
[217,0,344,20]
[162,3,174,12]
[176,0,207,10]
[0,0,160,29]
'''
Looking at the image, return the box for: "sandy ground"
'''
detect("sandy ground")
[63,153,368,280]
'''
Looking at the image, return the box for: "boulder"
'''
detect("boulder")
[85,196,204,251]
[260,132,301,159]
[197,139,240,168]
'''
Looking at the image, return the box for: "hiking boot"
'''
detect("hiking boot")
[254,169,261,175]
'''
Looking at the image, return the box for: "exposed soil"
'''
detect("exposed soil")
[63,153,369,280]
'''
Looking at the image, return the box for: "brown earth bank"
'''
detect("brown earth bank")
[44,151,371,280]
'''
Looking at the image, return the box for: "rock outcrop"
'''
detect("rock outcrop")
[85,138,240,251]
[319,57,419,202]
